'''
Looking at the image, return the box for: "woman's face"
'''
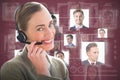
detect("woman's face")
[25,8,56,51]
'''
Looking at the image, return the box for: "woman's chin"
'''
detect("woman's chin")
[43,45,54,51]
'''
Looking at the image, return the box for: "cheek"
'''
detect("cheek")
[91,54,95,58]
[68,40,71,42]
[76,17,80,20]
[25,29,37,40]
[96,54,99,57]
[25,32,34,41]
[74,17,78,20]
[51,28,56,36]
[81,18,83,21]
[34,34,43,40]
[27,32,43,41]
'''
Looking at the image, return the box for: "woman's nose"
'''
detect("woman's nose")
[44,28,55,38]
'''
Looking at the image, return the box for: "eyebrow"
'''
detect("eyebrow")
[36,24,45,28]
[35,20,53,28]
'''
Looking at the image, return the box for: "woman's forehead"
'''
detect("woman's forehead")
[28,10,52,25]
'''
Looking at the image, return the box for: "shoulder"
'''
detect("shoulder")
[48,55,68,73]
[65,45,69,47]
[72,44,76,47]
[82,60,89,65]
[82,25,88,28]
[1,57,24,80]
[1,59,17,72]
[50,55,66,67]
[1,54,25,72]
[47,55,69,79]
[82,60,88,63]
[0,50,31,79]
[1,56,22,69]
[70,26,75,28]
[96,61,104,65]
[70,26,76,30]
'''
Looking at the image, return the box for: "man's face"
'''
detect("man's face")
[56,53,64,60]
[87,47,99,62]
[66,36,73,44]
[99,31,105,38]
[73,12,84,25]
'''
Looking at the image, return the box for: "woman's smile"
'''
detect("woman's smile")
[43,39,53,44]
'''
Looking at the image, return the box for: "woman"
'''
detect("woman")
[1,2,69,80]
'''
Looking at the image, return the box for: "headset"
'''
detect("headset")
[15,5,42,45]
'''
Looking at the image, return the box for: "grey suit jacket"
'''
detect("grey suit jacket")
[82,60,103,66]
[70,25,88,31]
[1,46,69,80]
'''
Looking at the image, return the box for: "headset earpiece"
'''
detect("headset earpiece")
[17,31,27,43]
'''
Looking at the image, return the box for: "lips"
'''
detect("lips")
[43,39,53,44]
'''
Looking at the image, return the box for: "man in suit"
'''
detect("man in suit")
[56,51,68,66]
[82,43,103,66]
[98,28,106,38]
[70,9,88,31]
[51,14,61,39]
[65,34,75,48]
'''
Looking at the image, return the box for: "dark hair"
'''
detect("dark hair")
[99,28,105,33]
[86,43,97,52]
[15,2,44,31]
[73,9,84,15]
[51,14,56,19]
[56,51,64,56]
[66,34,73,39]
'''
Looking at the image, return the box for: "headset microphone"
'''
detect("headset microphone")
[16,30,42,45]
[21,41,42,45]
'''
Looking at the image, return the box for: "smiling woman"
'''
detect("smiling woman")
[1,2,69,80]
[25,10,55,50]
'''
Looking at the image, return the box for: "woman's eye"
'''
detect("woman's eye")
[37,28,43,31]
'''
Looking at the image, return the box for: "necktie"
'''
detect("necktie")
[91,63,94,65]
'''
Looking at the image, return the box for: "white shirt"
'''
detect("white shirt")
[75,24,84,30]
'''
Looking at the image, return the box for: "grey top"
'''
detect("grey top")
[0,46,69,80]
